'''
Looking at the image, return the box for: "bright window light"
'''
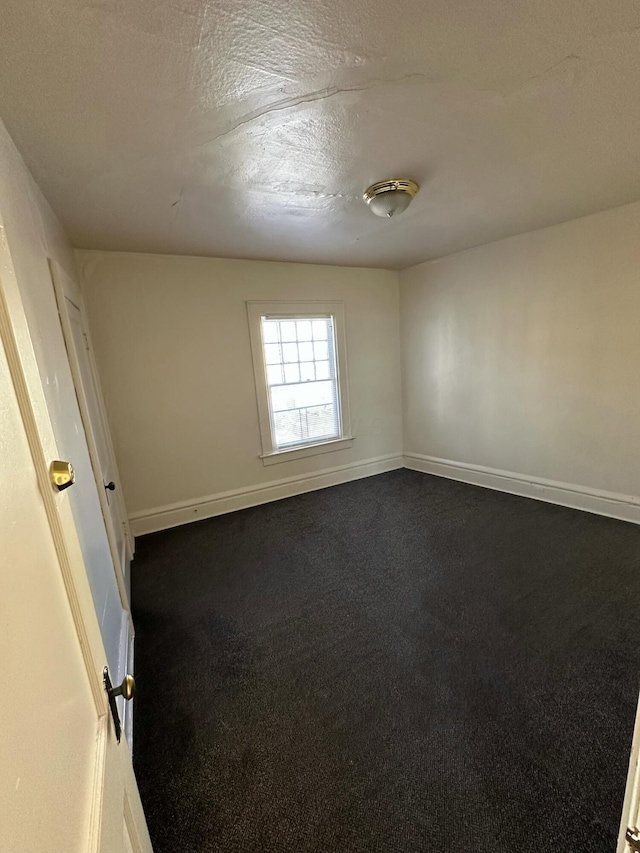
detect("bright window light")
[260,316,340,449]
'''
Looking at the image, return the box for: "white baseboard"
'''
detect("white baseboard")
[130,451,640,537]
[403,452,640,525]
[130,453,404,536]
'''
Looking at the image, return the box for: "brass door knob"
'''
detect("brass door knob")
[51,460,75,491]
[108,674,136,702]
[103,667,135,743]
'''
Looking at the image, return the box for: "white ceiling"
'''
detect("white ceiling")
[2,0,640,269]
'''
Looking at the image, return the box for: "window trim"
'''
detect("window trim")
[246,300,353,465]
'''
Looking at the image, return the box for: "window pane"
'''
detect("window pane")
[306,404,338,438]
[312,320,328,340]
[271,380,335,412]
[282,342,298,363]
[283,363,300,383]
[296,320,312,340]
[298,341,314,362]
[273,404,338,446]
[273,410,304,446]
[280,321,297,342]
[262,320,279,343]
[314,340,328,361]
[300,362,315,382]
[264,343,282,365]
[267,364,283,385]
[315,360,330,380]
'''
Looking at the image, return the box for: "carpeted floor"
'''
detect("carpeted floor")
[132,469,640,852]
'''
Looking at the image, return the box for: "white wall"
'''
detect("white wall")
[77,251,403,531]
[400,201,640,504]
[0,118,124,671]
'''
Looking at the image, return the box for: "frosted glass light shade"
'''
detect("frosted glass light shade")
[368,191,412,217]
[363,179,419,218]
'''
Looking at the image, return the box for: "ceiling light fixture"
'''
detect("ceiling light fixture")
[363,179,419,218]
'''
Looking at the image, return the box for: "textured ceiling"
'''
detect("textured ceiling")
[1,0,640,269]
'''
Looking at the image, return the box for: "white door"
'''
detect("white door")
[50,259,133,604]
[0,261,152,851]
[29,258,132,748]
[618,696,640,852]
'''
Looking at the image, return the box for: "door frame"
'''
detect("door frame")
[0,241,150,850]
[618,693,640,852]
[49,259,133,608]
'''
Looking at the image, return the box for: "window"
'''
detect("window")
[247,301,353,465]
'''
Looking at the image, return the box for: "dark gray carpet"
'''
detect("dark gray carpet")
[132,469,640,852]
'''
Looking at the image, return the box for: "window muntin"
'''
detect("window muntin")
[261,316,340,449]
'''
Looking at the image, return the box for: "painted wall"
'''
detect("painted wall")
[0,118,124,674]
[400,201,640,499]
[77,251,403,525]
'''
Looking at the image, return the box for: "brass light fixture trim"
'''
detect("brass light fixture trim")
[363,179,419,218]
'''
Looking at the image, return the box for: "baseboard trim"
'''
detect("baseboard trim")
[131,451,640,536]
[403,452,640,525]
[130,454,404,536]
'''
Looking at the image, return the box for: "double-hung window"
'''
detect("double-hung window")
[247,301,353,464]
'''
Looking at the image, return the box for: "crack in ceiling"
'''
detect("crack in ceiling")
[197,72,437,146]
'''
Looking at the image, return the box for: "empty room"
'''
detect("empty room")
[1,1,640,851]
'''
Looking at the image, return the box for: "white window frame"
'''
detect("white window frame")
[246,300,353,465]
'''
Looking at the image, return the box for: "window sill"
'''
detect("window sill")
[260,436,354,466]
